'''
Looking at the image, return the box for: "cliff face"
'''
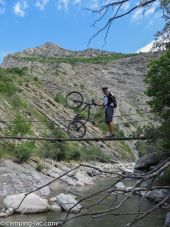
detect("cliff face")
[0,43,160,160]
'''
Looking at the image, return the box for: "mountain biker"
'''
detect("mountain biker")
[101,86,117,138]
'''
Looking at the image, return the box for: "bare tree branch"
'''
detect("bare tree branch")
[86,0,158,44]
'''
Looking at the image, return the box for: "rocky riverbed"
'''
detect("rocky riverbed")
[0,158,134,199]
[0,157,170,226]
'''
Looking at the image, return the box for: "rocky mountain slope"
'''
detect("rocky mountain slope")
[5,42,114,58]
[0,43,160,161]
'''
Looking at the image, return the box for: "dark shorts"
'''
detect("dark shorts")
[105,106,114,123]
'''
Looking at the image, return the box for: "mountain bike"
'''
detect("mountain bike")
[66,91,97,138]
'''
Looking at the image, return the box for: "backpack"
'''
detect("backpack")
[108,92,117,108]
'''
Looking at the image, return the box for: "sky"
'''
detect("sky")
[0,0,165,63]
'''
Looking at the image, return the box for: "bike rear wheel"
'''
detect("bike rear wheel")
[67,120,86,138]
[66,91,84,109]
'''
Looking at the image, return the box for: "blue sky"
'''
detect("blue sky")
[0,0,165,63]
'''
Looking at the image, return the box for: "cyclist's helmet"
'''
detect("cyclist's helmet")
[102,86,108,91]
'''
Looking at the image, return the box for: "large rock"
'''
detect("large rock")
[134,153,160,171]
[4,193,49,213]
[56,193,81,213]
[74,171,93,186]
[5,207,14,216]
[0,160,50,197]
[145,189,170,203]
[165,212,170,227]
[115,182,125,189]
[0,212,7,218]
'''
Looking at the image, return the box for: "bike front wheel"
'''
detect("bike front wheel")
[67,120,86,138]
[66,91,84,109]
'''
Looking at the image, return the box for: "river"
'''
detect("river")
[0,177,166,227]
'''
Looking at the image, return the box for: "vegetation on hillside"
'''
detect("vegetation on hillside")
[0,67,112,163]
[14,53,138,65]
[0,51,137,164]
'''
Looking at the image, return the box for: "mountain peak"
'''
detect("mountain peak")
[19,42,114,58]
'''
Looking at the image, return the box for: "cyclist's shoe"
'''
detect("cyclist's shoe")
[92,121,96,126]
[106,134,115,139]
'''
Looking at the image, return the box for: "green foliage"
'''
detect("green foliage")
[42,140,80,161]
[6,67,27,76]
[116,129,125,137]
[145,48,170,112]
[136,141,146,156]
[15,142,35,163]
[10,94,27,109]
[0,68,17,96]
[94,109,108,133]
[124,122,130,128]
[33,76,39,81]
[144,47,170,155]
[54,92,65,105]
[0,142,15,158]
[116,141,135,160]
[7,114,32,136]
[158,167,170,185]
[36,162,44,172]
[2,114,33,162]
[0,67,28,97]
[16,53,138,65]
[80,145,110,162]
[41,126,109,162]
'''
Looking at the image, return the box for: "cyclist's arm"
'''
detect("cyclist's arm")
[95,102,104,107]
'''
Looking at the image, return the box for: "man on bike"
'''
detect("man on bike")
[101,86,117,138]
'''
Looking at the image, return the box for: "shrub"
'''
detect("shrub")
[124,122,130,128]
[10,94,26,109]
[6,67,27,76]
[0,142,15,158]
[15,142,35,163]
[117,129,125,137]
[117,141,135,160]
[54,92,65,105]
[8,114,32,136]
[158,167,170,185]
[41,141,81,161]
[0,69,17,96]
[34,76,39,81]
[41,124,109,162]
[80,145,109,162]
[36,162,44,172]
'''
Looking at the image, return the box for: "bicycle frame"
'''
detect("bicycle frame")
[73,102,93,126]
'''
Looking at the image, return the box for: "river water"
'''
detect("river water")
[0,177,166,227]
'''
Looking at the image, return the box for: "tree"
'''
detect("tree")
[144,44,170,154]
[86,0,170,44]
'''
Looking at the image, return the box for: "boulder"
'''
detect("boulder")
[86,169,99,177]
[56,193,81,213]
[49,204,62,213]
[5,207,14,216]
[134,153,160,171]
[74,172,93,186]
[145,189,170,203]
[0,212,7,218]
[0,160,50,197]
[165,212,170,227]
[4,193,49,213]
[115,182,125,189]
